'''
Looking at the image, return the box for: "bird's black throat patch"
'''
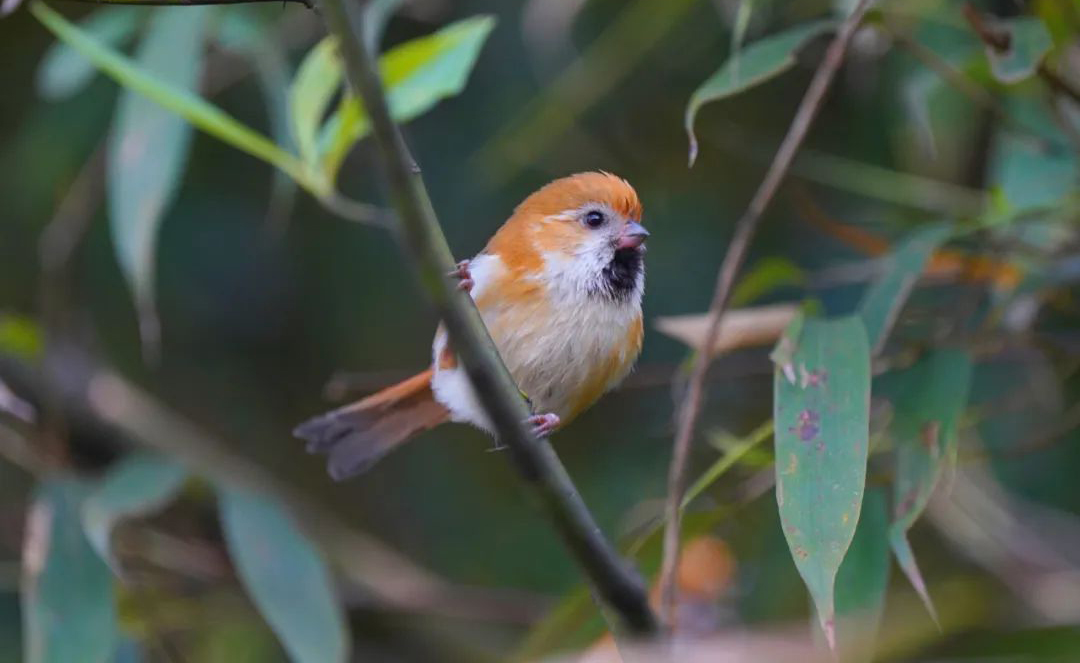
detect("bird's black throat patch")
[598,248,643,301]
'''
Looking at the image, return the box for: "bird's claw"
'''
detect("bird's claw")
[449,259,473,293]
[526,413,561,437]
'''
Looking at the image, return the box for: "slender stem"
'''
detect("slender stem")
[657,0,876,624]
[313,0,659,639]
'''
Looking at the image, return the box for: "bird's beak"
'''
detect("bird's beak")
[617,221,650,250]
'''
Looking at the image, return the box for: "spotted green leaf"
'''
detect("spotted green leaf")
[685,19,836,165]
[773,315,870,649]
[22,479,117,663]
[858,224,952,354]
[884,349,973,623]
[219,487,349,663]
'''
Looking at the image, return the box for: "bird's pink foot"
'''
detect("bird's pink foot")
[526,413,561,437]
[449,259,473,293]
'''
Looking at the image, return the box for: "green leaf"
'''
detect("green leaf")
[986,17,1053,84]
[290,37,343,170]
[729,0,754,80]
[991,133,1078,213]
[731,257,807,307]
[107,6,209,356]
[36,7,144,100]
[0,313,43,359]
[885,349,973,623]
[81,452,188,571]
[30,2,309,190]
[834,487,889,660]
[22,479,117,663]
[219,487,349,663]
[773,316,870,649]
[684,421,775,509]
[685,19,836,165]
[857,224,952,354]
[319,15,496,182]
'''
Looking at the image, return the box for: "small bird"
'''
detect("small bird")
[295,172,649,480]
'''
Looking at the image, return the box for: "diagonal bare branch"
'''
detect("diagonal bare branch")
[313,0,660,640]
[658,0,876,625]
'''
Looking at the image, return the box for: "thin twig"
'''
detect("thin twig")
[1037,62,1080,107]
[313,0,659,640]
[658,0,876,624]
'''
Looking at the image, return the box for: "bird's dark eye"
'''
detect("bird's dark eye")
[584,210,606,228]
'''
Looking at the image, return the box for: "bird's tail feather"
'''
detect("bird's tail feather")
[294,368,448,480]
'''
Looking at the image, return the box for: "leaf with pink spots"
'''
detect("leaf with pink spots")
[773,315,871,649]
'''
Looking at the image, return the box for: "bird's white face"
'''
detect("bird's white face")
[537,202,648,306]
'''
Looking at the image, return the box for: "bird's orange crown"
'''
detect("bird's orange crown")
[513,171,642,221]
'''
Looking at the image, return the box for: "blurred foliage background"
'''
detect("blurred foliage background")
[1,0,1080,660]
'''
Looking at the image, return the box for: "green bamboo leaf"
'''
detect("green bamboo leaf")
[773,316,870,650]
[986,17,1052,84]
[834,487,889,660]
[885,349,973,624]
[36,7,145,100]
[81,452,188,571]
[219,487,349,663]
[290,37,343,169]
[22,479,117,663]
[30,2,309,188]
[685,19,836,165]
[729,0,754,80]
[857,224,952,355]
[684,421,774,508]
[991,133,1078,213]
[731,257,806,307]
[106,6,208,357]
[319,15,496,182]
